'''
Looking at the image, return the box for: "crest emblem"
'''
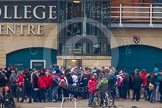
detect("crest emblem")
[133,35,140,44]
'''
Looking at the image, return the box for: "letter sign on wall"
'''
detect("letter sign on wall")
[0,1,58,23]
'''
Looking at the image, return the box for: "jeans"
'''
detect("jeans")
[39,88,46,102]
[47,87,52,102]
[33,88,39,102]
[53,86,58,101]
[22,87,32,102]
[144,89,148,100]
[88,92,94,105]
[11,85,17,97]
[155,86,160,101]
[16,86,24,102]
[133,89,140,101]
[118,86,124,99]
[123,86,128,99]
[150,89,156,103]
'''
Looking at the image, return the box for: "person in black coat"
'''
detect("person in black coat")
[79,73,89,99]
[21,71,32,103]
[64,72,73,97]
[132,71,142,101]
[32,72,39,102]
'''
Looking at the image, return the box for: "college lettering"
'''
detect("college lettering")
[0,5,57,20]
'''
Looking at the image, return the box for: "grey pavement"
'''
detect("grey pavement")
[17,99,162,108]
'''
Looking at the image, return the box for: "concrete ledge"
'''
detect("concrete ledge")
[57,56,112,60]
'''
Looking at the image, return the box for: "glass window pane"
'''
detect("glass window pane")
[73,43,82,54]
[73,3,82,18]
[65,43,73,55]
[101,43,107,54]
[92,44,100,54]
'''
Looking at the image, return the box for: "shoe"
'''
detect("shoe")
[53,100,58,103]
[131,99,134,101]
[28,101,32,103]
[88,105,93,107]
[33,100,38,102]
[20,100,24,103]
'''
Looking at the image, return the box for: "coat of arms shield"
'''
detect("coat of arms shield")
[133,36,140,44]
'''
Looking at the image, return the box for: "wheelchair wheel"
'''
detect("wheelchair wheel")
[94,93,101,107]
[103,92,114,107]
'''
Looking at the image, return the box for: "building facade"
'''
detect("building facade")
[111,0,162,72]
[0,0,111,70]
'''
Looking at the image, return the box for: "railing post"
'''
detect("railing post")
[149,4,153,27]
[119,4,122,27]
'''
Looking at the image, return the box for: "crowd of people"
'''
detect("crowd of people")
[0,65,162,107]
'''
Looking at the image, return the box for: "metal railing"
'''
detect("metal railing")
[111,3,162,26]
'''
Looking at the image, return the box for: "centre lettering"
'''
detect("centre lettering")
[0,24,44,36]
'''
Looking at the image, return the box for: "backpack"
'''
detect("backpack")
[117,75,125,86]
[149,83,154,91]
[3,93,13,105]
[156,74,161,82]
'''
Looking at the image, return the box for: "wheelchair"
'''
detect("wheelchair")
[94,89,114,108]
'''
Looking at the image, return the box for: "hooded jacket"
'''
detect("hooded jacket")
[17,74,24,87]
[141,71,147,86]
[88,76,98,93]
[38,75,48,89]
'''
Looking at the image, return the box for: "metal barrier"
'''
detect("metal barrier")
[111,3,162,26]
[61,96,77,108]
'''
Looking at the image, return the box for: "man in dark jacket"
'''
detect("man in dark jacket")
[21,71,32,103]
[132,71,142,101]
[149,72,157,103]
[79,72,89,99]
[32,72,39,102]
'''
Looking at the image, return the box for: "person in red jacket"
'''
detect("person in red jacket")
[88,75,98,107]
[141,69,148,100]
[17,71,24,102]
[37,72,47,102]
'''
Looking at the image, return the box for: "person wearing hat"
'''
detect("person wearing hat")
[88,75,98,107]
